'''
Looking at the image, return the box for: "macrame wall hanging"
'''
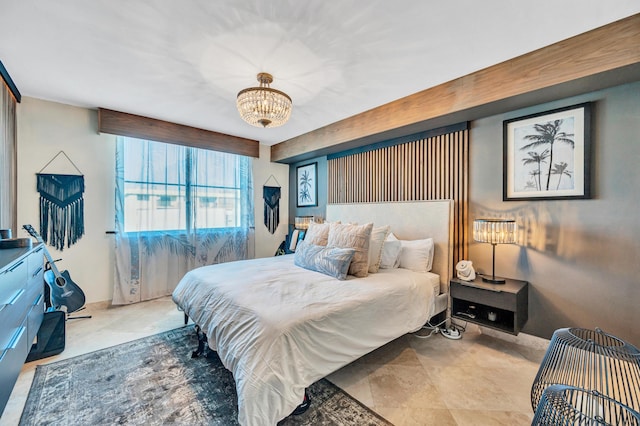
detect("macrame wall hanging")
[263,175,281,235]
[37,151,85,251]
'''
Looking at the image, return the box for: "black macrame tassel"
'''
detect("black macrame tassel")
[37,173,85,251]
[263,186,280,234]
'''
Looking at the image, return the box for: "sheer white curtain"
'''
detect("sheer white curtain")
[113,137,254,304]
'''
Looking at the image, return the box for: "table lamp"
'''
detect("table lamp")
[473,218,517,284]
[294,216,313,230]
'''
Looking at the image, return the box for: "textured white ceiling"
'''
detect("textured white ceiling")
[1,1,638,146]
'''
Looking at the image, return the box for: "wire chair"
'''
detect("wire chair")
[533,384,640,425]
[531,328,640,414]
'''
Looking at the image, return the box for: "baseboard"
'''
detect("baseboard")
[477,325,550,351]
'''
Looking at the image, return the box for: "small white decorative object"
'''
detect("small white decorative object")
[456,260,476,281]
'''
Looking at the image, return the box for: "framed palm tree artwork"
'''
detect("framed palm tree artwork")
[296,162,318,207]
[503,102,592,201]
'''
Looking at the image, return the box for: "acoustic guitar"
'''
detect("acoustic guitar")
[23,224,86,313]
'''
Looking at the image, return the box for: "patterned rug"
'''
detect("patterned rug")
[20,326,392,426]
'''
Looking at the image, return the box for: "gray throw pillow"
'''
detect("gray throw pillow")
[294,241,356,280]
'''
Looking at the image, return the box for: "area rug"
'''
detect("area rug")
[20,326,392,426]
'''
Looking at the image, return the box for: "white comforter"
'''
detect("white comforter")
[172,254,436,425]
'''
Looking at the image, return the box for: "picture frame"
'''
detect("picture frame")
[503,102,592,201]
[296,162,318,207]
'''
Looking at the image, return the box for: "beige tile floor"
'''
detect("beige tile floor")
[1,297,546,426]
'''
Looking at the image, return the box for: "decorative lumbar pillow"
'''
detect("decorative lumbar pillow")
[368,225,390,273]
[327,222,374,278]
[379,239,402,269]
[294,241,356,280]
[304,221,333,246]
[397,237,435,272]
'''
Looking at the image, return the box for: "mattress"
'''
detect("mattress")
[172,254,437,425]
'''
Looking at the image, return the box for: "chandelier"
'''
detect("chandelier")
[236,72,292,128]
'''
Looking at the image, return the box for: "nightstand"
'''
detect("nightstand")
[450,276,528,335]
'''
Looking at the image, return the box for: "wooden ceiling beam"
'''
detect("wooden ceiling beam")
[271,13,640,163]
[99,108,260,158]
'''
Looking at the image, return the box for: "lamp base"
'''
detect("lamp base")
[482,276,506,284]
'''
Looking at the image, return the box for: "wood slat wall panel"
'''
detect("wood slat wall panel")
[328,129,469,270]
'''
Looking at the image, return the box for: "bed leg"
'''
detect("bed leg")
[191,325,209,358]
[291,389,311,416]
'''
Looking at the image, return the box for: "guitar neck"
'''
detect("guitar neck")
[27,230,63,277]
[42,248,62,277]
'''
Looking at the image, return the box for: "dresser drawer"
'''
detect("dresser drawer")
[27,245,44,293]
[27,292,45,345]
[27,246,45,278]
[0,323,29,414]
[0,258,27,306]
[0,286,29,350]
[25,261,44,311]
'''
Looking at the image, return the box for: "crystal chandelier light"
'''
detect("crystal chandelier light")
[236,73,292,128]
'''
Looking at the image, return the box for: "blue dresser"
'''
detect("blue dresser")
[0,244,45,415]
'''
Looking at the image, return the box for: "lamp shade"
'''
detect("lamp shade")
[473,219,517,244]
[531,327,640,414]
[294,216,313,230]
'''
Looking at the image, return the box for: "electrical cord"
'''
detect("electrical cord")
[413,317,448,339]
[412,317,466,340]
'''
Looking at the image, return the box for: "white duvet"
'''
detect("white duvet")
[172,254,436,425]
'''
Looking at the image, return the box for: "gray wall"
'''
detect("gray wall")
[289,156,328,221]
[288,81,639,345]
[469,81,640,344]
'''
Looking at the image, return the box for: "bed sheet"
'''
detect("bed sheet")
[172,254,436,425]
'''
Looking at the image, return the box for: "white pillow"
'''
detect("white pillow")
[379,239,401,269]
[397,237,435,272]
[368,225,390,273]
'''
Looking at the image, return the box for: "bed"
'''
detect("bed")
[172,200,453,425]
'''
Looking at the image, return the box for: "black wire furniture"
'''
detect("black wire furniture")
[531,327,640,422]
[532,385,640,426]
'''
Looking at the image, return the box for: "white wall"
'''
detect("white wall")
[17,97,289,304]
[17,98,115,303]
[253,144,289,258]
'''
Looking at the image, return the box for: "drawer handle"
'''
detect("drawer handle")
[8,288,26,305]
[32,266,43,277]
[0,304,6,314]
[33,293,44,306]
[0,326,27,363]
[8,326,26,350]
[8,260,25,272]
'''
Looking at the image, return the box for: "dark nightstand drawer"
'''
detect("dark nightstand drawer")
[450,282,517,311]
[450,277,528,335]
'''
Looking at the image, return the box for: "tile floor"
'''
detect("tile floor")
[1,297,546,426]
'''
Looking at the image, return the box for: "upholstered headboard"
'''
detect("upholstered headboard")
[326,200,454,292]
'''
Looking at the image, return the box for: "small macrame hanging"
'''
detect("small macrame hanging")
[37,151,85,251]
[263,175,281,235]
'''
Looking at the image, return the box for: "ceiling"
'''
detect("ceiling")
[1,1,639,147]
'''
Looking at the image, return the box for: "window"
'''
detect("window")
[118,137,251,233]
